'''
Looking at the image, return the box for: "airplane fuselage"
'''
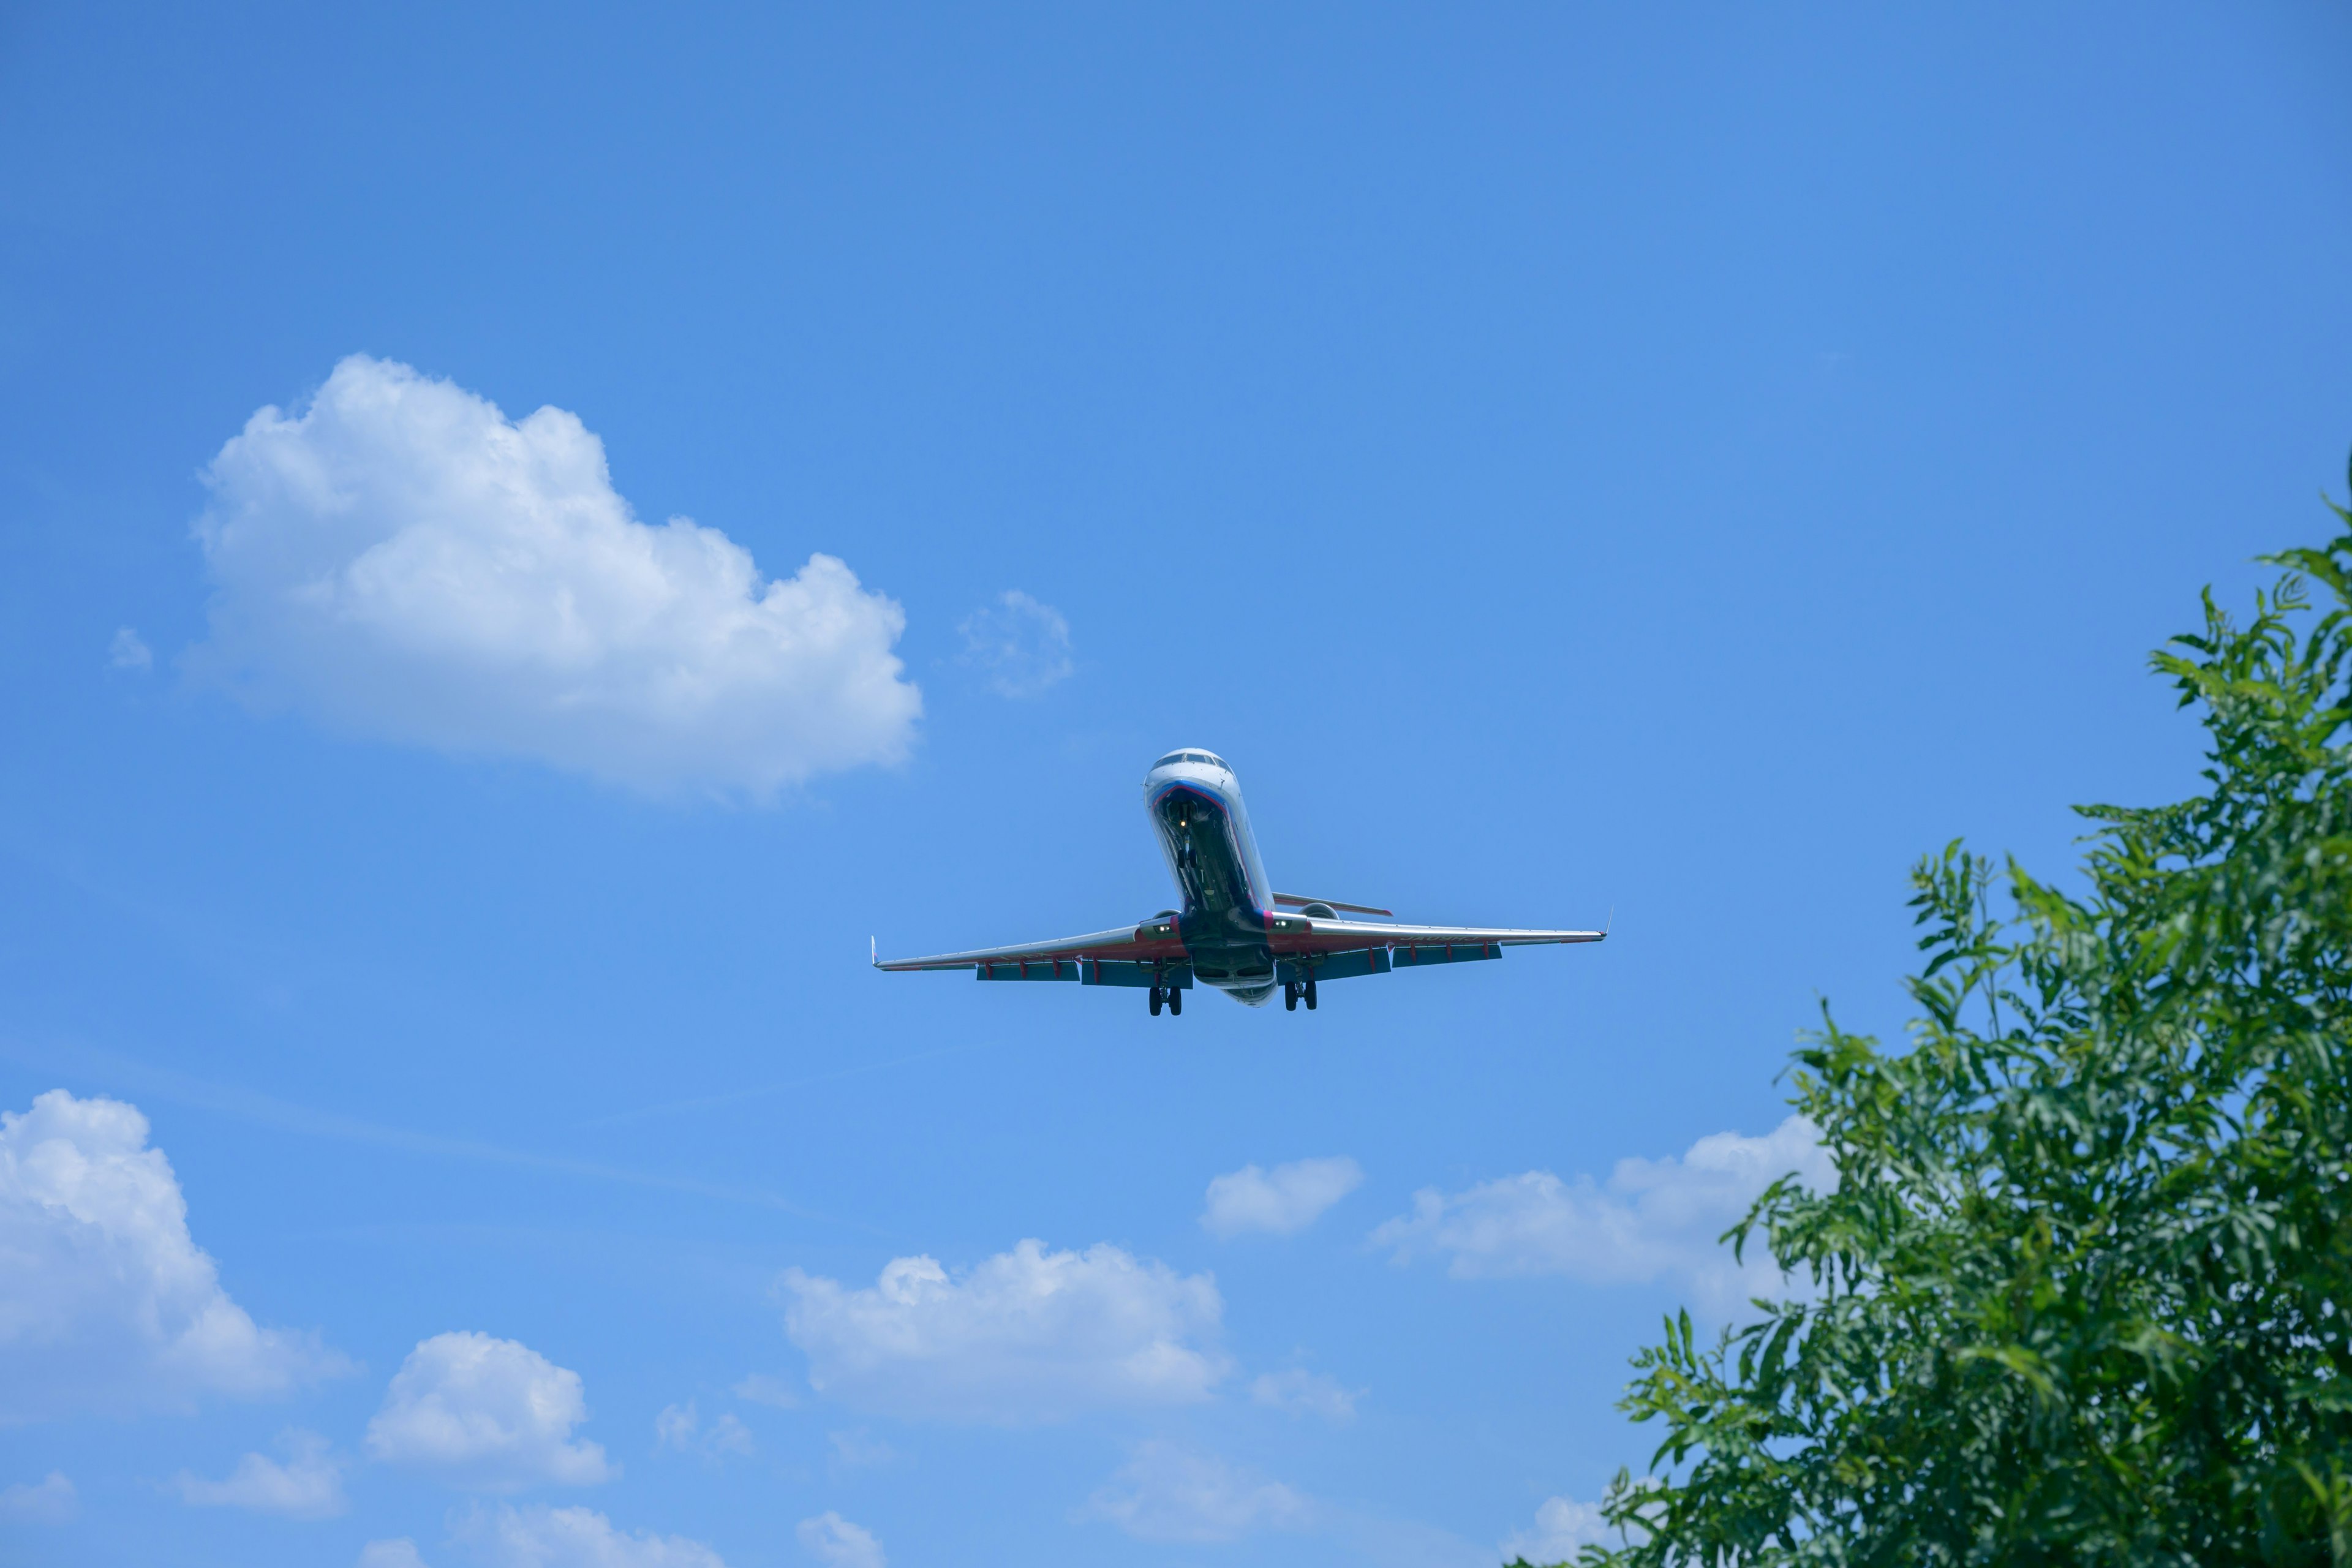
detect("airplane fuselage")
[1144,748,1281,1006]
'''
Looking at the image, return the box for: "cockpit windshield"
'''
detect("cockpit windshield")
[1153,750,1227,771]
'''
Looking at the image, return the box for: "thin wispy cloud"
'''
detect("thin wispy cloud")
[1502,1496,1615,1562]
[173,1430,346,1518]
[0,1473,77,1526]
[956,590,1074,697]
[654,1401,752,1460]
[1250,1368,1359,1421]
[1202,1156,1363,1237]
[1079,1442,1313,1543]
[796,1511,886,1568]
[453,1504,727,1568]
[108,627,152,671]
[0,1038,861,1230]
[575,1041,996,1131]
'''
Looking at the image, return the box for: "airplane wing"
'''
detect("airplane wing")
[872,918,1188,982]
[873,913,1604,990]
[1268,916,1605,957]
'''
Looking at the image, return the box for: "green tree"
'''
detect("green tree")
[1558,495,2352,1566]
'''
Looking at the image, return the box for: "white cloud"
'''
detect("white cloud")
[192,354,921,796]
[366,1332,613,1490]
[358,1541,432,1568]
[654,1401,751,1459]
[826,1429,894,1472]
[782,1239,1227,1423]
[1202,1156,1363,1238]
[109,627,153,671]
[1249,1368,1359,1421]
[0,1088,345,1422]
[729,1373,799,1409]
[0,1471,77,1525]
[956,590,1072,697]
[174,1428,345,1518]
[1372,1116,1831,1311]
[796,1511,886,1568]
[1080,1441,1313,1543]
[453,1504,726,1568]
[1502,1496,1611,1563]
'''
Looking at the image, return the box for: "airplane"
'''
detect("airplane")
[875,747,1605,1013]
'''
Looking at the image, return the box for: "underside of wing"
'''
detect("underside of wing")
[873,919,1188,979]
[1267,917,1607,958]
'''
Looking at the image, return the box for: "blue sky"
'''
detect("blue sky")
[2,4,2349,1565]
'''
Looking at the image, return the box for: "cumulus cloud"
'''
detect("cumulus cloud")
[1502,1496,1613,1562]
[358,1542,432,1568]
[956,590,1072,697]
[366,1332,613,1490]
[174,1428,345,1518]
[654,1401,751,1459]
[1202,1156,1363,1238]
[191,354,921,796]
[0,1471,77,1525]
[1249,1368,1359,1422]
[0,1088,345,1422]
[452,1504,725,1568]
[109,627,153,671]
[1372,1115,1831,1310]
[796,1511,886,1568]
[782,1239,1227,1423]
[1080,1442,1313,1543]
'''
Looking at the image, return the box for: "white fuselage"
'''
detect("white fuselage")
[1142,748,1278,1004]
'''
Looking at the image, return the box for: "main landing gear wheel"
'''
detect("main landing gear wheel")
[1284,982,1298,1011]
[1148,986,1163,1017]
[1169,987,1182,1016]
[1305,973,1318,1011]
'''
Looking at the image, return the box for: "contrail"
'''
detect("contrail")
[0,1037,874,1231]
[574,1040,997,1130]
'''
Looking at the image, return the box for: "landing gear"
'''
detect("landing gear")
[1284,982,1298,1011]
[1149,981,1183,1017]
[1305,971,1318,1011]
[1149,986,1163,1017]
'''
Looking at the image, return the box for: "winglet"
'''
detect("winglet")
[870,936,878,968]
[1604,906,1614,939]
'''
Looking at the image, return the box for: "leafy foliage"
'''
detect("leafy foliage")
[1569,498,2352,1566]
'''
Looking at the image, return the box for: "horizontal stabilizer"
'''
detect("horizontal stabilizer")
[1273,892,1393,917]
